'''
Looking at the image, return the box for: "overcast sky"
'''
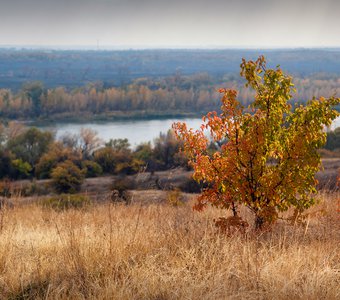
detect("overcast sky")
[1,0,339,49]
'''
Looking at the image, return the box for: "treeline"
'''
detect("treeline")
[0,122,188,192]
[1,73,340,120]
[2,49,340,90]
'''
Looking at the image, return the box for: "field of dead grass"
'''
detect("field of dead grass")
[0,191,339,299]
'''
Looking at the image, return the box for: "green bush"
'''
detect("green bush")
[93,147,116,173]
[94,144,142,175]
[11,158,32,179]
[51,160,85,194]
[40,194,90,210]
[81,160,103,177]
[115,158,144,175]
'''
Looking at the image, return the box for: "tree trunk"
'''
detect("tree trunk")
[255,215,265,230]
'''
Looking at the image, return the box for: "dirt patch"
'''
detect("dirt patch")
[316,158,340,190]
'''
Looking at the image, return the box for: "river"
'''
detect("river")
[37,116,340,147]
[38,118,204,147]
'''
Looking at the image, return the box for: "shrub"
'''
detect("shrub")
[111,176,135,204]
[114,158,144,175]
[94,142,141,175]
[167,189,184,207]
[11,159,32,179]
[50,160,85,194]
[35,142,82,179]
[41,194,90,210]
[0,179,12,197]
[81,160,103,177]
[93,147,116,174]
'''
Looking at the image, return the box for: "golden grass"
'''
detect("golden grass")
[0,192,339,299]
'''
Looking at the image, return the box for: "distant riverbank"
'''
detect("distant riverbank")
[26,110,202,126]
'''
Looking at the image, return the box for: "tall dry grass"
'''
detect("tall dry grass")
[0,192,339,299]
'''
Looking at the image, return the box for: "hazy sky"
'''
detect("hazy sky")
[1,0,340,48]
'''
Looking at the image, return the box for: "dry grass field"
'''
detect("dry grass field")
[0,191,339,299]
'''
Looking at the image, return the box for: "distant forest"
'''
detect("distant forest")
[0,48,340,120]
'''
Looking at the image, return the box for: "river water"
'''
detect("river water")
[38,116,340,147]
[38,118,204,147]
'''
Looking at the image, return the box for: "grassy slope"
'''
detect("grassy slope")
[0,192,339,299]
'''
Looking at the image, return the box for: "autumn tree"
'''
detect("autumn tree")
[78,128,102,160]
[5,121,26,140]
[173,56,340,230]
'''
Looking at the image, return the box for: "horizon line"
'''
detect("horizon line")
[1,44,340,51]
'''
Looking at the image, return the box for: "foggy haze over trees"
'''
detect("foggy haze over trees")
[1,49,340,90]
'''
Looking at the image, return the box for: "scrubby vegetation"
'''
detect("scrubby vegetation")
[1,120,339,187]
[40,194,90,210]
[0,123,188,182]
